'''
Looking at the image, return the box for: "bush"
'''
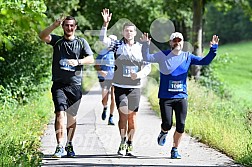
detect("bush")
[199,52,233,99]
[0,90,53,166]
[0,30,51,107]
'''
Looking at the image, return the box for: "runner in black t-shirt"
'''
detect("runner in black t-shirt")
[39,15,94,158]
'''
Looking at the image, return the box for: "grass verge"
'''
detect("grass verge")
[144,79,252,167]
[0,90,53,166]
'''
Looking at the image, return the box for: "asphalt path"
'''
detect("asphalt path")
[41,82,242,167]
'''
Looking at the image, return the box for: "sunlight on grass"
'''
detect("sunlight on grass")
[216,41,252,103]
[144,79,252,166]
[0,91,53,166]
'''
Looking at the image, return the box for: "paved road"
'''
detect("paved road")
[41,83,242,166]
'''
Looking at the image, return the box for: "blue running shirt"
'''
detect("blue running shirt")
[142,43,218,98]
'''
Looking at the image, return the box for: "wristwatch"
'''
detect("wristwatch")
[77,59,82,66]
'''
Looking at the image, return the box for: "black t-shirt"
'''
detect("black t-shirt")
[48,34,93,85]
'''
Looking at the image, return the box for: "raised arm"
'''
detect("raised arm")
[140,32,160,63]
[100,8,113,45]
[191,35,219,65]
[210,35,219,48]
[39,15,65,43]
[101,8,112,28]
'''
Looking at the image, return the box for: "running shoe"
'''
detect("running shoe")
[117,143,126,155]
[171,147,181,159]
[101,107,107,120]
[65,144,75,157]
[52,146,64,158]
[126,144,134,156]
[157,131,168,146]
[108,116,115,125]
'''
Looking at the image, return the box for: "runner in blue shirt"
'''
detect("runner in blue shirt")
[141,32,219,159]
[95,35,117,125]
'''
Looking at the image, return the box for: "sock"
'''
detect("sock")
[161,130,168,134]
[67,141,72,146]
[109,114,113,118]
[121,137,126,144]
[172,147,177,150]
[127,140,132,146]
[57,143,63,148]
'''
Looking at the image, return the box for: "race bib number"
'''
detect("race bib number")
[59,59,75,72]
[168,80,183,92]
[123,65,139,77]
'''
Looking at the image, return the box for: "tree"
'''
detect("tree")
[191,0,204,80]
[0,0,46,50]
[0,0,51,104]
[192,0,252,79]
[174,0,252,79]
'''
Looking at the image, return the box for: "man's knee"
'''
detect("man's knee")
[161,122,172,131]
[176,123,185,133]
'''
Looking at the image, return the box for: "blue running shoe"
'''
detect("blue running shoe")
[157,131,167,146]
[171,147,181,159]
[52,146,64,158]
[65,144,75,157]
[101,107,107,120]
[108,116,115,125]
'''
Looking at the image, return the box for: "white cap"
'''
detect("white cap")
[170,32,183,41]
[108,35,117,40]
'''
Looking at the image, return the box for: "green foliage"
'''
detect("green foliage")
[212,41,252,104]
[0,30,51,106]
[210,0,252,21]
[0,90,53,166]
[0,0,47,49]
[187,80,252,166]
[199,51,233,99]
[0,0,51,107]
[78,0,166,32]
[43,0,80,27]
[204,3,252,44]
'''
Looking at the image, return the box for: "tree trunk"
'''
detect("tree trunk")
[191,0,203,80]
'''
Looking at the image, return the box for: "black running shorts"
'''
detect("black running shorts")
[51,82,82,116]
[114,86,140,112]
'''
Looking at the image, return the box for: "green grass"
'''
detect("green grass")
[214,41,252,103]
[0,90,53,166]
[0,66,98,166]
[187,80,252,164]
[144,79,252,166]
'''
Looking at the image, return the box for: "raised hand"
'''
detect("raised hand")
[101,8,112,24]
[210,35,219,47]
[140,32,151,45]
[54,14,65,27]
